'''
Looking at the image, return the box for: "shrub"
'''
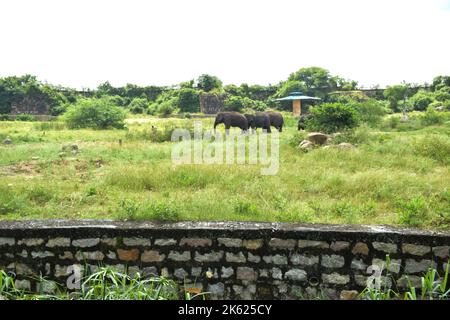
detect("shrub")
[397,197,427,227]
[224,96,246,112]
[413,134,450,165]
[350,99,388,126]
[421,106,446,126]
[63,97,126,129]
[15,114,36,121]
[177,88,200,113]
[128,97,149,114]
[306,103,360,133]
[408,90,435,111]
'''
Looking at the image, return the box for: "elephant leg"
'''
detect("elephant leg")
[225,125,230,135]
[279,126,283,132]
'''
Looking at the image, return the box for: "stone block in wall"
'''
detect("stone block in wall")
[242,239,263,250]
[298,240,329,249]
[321,255,345,268]
[217,238,242,248]
[18,238,44,246]
[432,246,450,258]
[351,259,368,271]
[194,251,223,263]
[352,242,369,255]
[72,238,100,248]
[236,267,257,281]
[221,266,234,279]
[371,258,401,274]
[154,238,177,246]
[248,252,261,263]
[404,259,436,274]
[269,238,296,250]
[262,254,288,265]
[372,242,398,254]
[402,243,430,256]
[46,237,71,247]
[123,237,151,246]
[31,251,55,259]
[225,252,246,263]
[0,238,15,246]
[117,249,140,261]
[284,269,307,282]
[168,250,191,262]
[322,273,350,285]
[141,250,165,262]
[291,254,319,266]
[180,238,212,247]
[330,241,350,251]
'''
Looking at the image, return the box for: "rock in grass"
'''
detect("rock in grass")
[307,132,329,145]
[298,140,315,152]
[31,156,40,160]
[337,142,354,149]
[3,138,12,145]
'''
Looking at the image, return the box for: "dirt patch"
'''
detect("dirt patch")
[0,161,42,177]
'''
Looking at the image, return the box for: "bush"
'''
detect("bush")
[413,134,450,165]
[408,90,435,111]
[224,96,246,112]
[421,106,446,126]
[128,97,149,114]
[15,114,36,121]
[306,103,360,133]
[177,88,200,113]
[350,99,388,126]
[0,114,12,121]
[63,97,126,129]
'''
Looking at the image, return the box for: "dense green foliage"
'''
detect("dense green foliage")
[0,267,201,300]
[306,103,360,133]
[64,98,127,129]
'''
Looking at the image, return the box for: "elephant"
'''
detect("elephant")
[214,112,249,134]
[298,114,312,130]
[244,112,271,133]
[266,112,284,132]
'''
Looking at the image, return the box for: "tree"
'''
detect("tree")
[383,84,409,112]
[177,88,200,113]
[288,67,337,98]
[128,97,149,114]
[432,76,450,91]
[196,74,222,92]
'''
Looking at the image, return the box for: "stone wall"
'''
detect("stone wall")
[0,221,449,299]
[199,93,226,114]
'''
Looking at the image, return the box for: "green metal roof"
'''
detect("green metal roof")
[274,91,321,101]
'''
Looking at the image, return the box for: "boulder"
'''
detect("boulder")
[435,106,445,112]
[298,140,315,152]
[307,132,329,145]
[337,142,354,149]
[2,138,12,145]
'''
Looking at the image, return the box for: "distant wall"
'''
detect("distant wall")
[0,221,449,299]
[200,93,226,114]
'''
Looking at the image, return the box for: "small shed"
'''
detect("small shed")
[275,91,321,116]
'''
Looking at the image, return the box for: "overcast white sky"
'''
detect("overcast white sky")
[0,0,449,89]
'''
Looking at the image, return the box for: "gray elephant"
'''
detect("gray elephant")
[214,112,249,134]
[298,114,312,130]
[266,112,284,132]
[244,112,271,133]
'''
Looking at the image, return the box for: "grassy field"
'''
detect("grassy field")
[0,114,449,229]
